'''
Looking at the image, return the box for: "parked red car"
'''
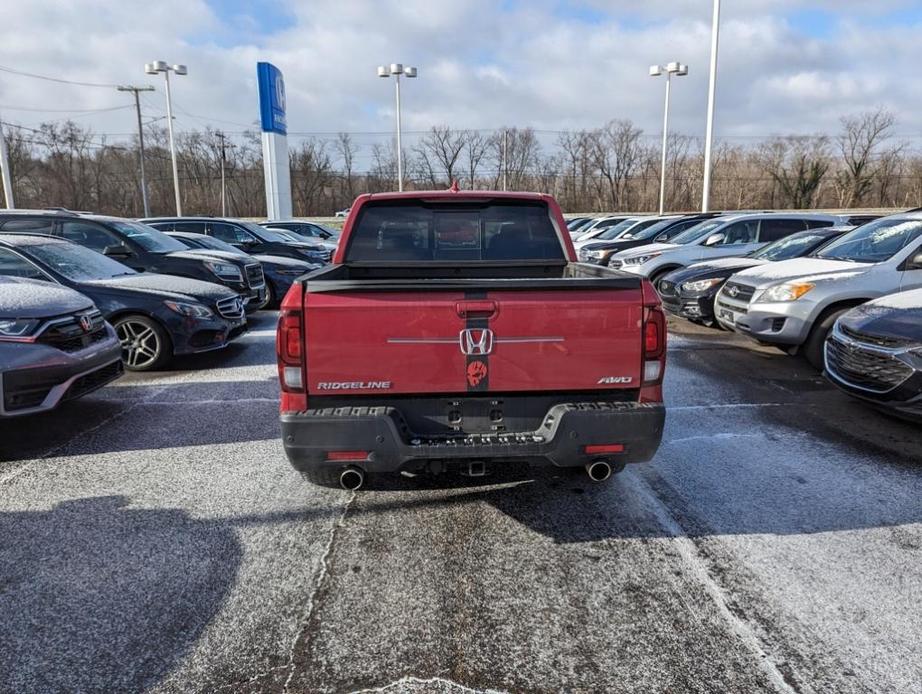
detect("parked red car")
[277,190,666,489]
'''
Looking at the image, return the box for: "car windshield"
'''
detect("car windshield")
[30,242,137,281]
[750,232,830,261]
[239,221,297,243]
[627,218,683,241]
[107,220,186,253]
[669,220,725,245]
[179,235,247,255]
[594,219,642,241]
[318,225,340,237]
[816,218,922,263]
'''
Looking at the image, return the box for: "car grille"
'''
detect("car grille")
[215,296,245,320]
[839,323,912,349]
[63,361,123,401]
[722,282,755,302]
[37,310,109,353]
[717,299,748,315]
[826,336,914,392]
[244,263,265,289]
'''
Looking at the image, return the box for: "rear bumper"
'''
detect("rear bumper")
[281,400,665,475]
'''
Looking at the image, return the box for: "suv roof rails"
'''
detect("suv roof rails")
[44,207,82,215]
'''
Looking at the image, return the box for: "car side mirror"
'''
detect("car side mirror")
[704,233,726,247]
[103,243,132,258]
[908,251,922,270]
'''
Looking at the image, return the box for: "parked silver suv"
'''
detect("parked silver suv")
[714,214,922,368]
[609,212,849,286]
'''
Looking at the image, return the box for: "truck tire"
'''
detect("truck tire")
[803,308,848,371]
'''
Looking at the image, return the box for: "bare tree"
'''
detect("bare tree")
[835,108,896,207]
[335,132,357,202]
[414,126,467,187]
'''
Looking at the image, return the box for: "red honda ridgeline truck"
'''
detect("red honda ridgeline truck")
[276,190,666,489]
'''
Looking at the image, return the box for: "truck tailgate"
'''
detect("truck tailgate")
[304,288,644,395]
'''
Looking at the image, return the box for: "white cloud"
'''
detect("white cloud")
[0,0,920,159]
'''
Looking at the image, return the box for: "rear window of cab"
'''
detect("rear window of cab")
[344,201,565,262]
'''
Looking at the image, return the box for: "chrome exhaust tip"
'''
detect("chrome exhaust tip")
[339,466,365,491]
[586,460,613,483]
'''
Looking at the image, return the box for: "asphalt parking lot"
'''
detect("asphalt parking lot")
[2,312,921,694]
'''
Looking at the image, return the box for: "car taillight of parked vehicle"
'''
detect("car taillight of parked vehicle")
[277,283,306,412]
[641,280,666,400]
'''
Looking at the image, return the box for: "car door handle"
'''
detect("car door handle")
[455,300,497,319]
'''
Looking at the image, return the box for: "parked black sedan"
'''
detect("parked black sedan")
[0,235,247,371]
[142,217,331,264]
[659,226,851,327]
[260,219,340,253]
[0,211,267,310]
[825,289,922,421]
[166,232,317,307]
[0,276,123,416]
[580,213,722,266]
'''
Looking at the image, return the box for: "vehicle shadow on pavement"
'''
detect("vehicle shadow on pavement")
[0,495,241,693]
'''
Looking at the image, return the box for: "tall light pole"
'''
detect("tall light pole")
[0,114,14,209]
[117,85,155,217]
[701,0,721,212]
[377,63,417,192]
[650,62,688,215]
[145,61,187,215]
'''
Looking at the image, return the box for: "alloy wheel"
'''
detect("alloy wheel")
[116,319,162,370]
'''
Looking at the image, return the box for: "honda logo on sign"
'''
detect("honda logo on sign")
[459,329,494,355]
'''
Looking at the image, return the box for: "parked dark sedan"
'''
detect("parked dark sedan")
[825,290,922,421]
[0,211,267,310]
[166,232,317,307]
[0,235,247,371]
[580,213,722,265]
[260,219,340,253]
[659,226,851,327]
[142,217,331,264]
[0,276,122,416]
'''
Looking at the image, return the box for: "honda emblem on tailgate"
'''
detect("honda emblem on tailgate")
[459,328,494,355]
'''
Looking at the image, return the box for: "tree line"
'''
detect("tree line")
[2,108,918,217]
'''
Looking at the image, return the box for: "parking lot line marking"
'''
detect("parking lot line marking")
[349,675,508,693]
[239,329,276,338]
[138,398,278,406]
[624,470,799,694]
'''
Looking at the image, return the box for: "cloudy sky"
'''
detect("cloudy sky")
[1,0,921,164]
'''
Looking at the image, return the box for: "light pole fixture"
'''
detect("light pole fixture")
[145,60,187,215]
[650,61,688,215]
[377,63,417,192]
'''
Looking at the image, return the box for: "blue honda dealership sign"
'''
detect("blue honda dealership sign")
[257,62,287,135]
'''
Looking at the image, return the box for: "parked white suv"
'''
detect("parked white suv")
[609,213,849,286]
[714,213,922,368]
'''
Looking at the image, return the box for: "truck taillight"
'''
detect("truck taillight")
[277,309,304,392]
[642,299,666,386]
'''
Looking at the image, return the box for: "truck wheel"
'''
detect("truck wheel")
[803,308,848,371]
[114,315,171,371]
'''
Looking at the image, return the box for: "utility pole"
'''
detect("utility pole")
[117,85,155,217]
[215,131,234,216]
[0,114,14,208]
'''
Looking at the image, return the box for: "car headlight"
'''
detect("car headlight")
[754,282,816,303]
[0,318,40,340]
[164,301,214,318]
[203,260,243,282]
[624,252,662,265]
[681,278,725,293]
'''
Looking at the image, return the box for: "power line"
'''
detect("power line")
[0,103,133,114]
[0,64,122,88]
